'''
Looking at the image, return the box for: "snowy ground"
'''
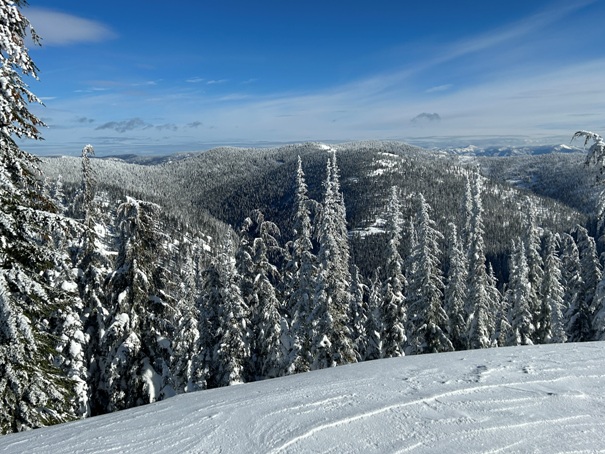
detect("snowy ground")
[2,342,605,453]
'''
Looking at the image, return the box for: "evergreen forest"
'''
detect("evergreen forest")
[3,0,605,435]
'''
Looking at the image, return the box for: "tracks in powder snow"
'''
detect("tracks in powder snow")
[3,344,605,453]
[266,364,605,453]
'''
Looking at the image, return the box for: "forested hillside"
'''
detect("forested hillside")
[40,142,587,275]
[0,134,598,433]
[3,0,605,438]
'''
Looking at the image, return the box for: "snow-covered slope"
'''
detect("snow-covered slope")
[2,343,605,453]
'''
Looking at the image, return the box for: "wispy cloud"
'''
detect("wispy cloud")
[95,118,152,133]
[427,0,596,68]
[186,77,205,83]
[156,123,178,132]
[411,113,441,123]
[28,8,117,46]
[207,79,228,85]
[76,117,95,124]
[426,84,452,94]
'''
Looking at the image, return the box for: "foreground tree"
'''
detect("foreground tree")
[98,198,176,413]
[506,241,534,346]
[443,223,468,351]
[0,1,83,433]
[406,193,452,355]
[380,187,407,358]
[284,157,317,373]
[311,153,355,368]
[541,232,567,344]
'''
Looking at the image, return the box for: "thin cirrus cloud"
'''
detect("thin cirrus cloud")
[27,8,116,46]
[425,85,453,94]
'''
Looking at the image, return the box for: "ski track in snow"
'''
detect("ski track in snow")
[2,343,605,453]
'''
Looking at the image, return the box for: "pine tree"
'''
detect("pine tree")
[573,130,605,176]
[560,233,584,340]
[98,197,176,413]
[506,241,535,346]
[0,1,81,432]
[311,152,355,368]
[461,173,474,252]
[541,232,567,343]
[244,210,286,380]
[171,236,205,393]
[349,264,369,361]
[380,187,407,358]
[206,242,251,387]
[406,193,452,355]
[443,223,468,351]
[486,263,502,337]
[284,157,317,374]
[0,0,45,140]
[570,226,600,341]
[466,173,493,349]
[523,199,544,342]
[364,272,384,361]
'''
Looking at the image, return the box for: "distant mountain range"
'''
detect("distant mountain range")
[438,143,583,157]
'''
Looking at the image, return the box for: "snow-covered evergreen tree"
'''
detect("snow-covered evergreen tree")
[573,130,605,176]
[569,226,600,342]
[483,262,504,346]
[406,193,452,355]
[364,272,384,361]
[171,236,205,393]
[380,187,407,358]
[0,1,82,432]
[244,210,286,380]
[466,173,493,349]
[0,0,45,140]
[284,157,317,374]
[541,232,567,344]
[523,199,544,343]
[506,241,535,346]
[310,152,355,369]
[559,233,583,340]
[461,173,474,253]
[205,242,251,387]
[98,197,176,412]
[349,264,369,361]
[443,223,468,351]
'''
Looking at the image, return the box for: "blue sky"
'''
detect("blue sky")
[18,0,605,155]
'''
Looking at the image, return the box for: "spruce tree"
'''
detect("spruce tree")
[284,157,317,373]
[0,0,81,432]
[98,197,175,412]
[523,199,544,342]
[406,193,452,355]
[311,152,355,368]
[349,264,369,361]
[364,272,384,361]
[210,242,251,387]
[560,233,584,340]
[466,173,492,349]
[380,187,407,358]
[171,237,205,393]
[246,210,286,380]
[541,232,567,343]
[506,241,535,346]
[443,223,468,351]
[570,226,600,341]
